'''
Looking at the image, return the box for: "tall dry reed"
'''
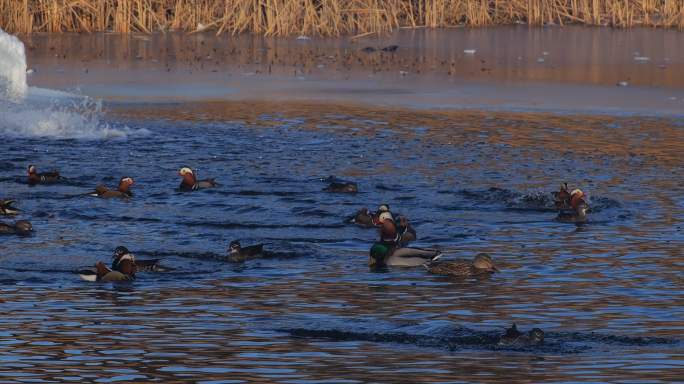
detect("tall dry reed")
[0,0,682,35]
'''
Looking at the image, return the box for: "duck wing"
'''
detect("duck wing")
[388,247,441,267]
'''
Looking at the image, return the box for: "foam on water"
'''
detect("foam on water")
[0,29,145,139]
[0,28,27,100]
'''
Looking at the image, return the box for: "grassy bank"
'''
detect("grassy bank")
[1,0,683,36]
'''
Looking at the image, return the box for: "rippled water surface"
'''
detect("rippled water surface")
[2,101,684,382]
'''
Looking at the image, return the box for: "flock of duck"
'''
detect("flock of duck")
[2,165,590,282]
[0,164,591,346]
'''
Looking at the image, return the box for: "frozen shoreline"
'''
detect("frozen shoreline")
[20,26,684,116]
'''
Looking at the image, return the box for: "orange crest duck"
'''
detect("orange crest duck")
[27,164,62,185]
[178,167,218,191]
[91,177,135,199]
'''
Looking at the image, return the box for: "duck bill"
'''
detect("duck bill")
[491,265,500,273]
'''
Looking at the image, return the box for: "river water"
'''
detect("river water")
[1,27,684,382]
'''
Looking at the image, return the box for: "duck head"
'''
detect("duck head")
[179,167,196,185]
[118,177,134,193]
[228,240,242,256]
[14,220,33,236]
[472,253,499,273]
[0,200,19,215]
[27,165,36,175]
[369,242,390,268]
[113,246,130,258]
[528,328,544,344]
[377,204,390,213]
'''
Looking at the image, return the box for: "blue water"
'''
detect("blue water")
[1,102,683,382]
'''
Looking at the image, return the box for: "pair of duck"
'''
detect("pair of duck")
[0,200,32,236]
[362,205,499,277]
[554,183,589,223]
[78,241,267,282]
[78,246,168,282]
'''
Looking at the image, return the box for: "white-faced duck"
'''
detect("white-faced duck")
[91,177,134,198]
[79,246,137,282]
[227,240,265,262]
[178,167,217,191]
[424,253,498,277]
[27,165,62,185]
[497,324,544,347]
[0,220,33,236]
[0,200,19,216]
[557,188,589,223]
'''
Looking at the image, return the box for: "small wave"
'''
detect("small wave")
[457,187,621,213]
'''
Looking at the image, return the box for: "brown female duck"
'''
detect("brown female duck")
[424,253,498,277]
[0,220,33,236]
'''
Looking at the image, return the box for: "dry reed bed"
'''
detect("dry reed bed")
[1,0,683,35]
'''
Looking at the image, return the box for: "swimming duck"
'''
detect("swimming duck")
[0,200,19,216]
[497,324,544,347]
[78,246,144,282]
[0,220,33,236]
[90,177,134,198]
[396,215,416,246]
[227,240,265,262]
[424,253,498,277]
[323,181,358,193]
[352,208,375,227]
[179,167,217,191]
[552,182,571,210]
[369,242,442,267]
[27,165,62,185]
[557,188,589,223]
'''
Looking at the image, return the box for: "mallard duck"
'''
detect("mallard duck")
[0,220,33,236]
[0,200,19,216]
[90,177,134,198]
[369,242,441,267]
[27,165,62,185]
[497,324,544,347]
[227,240,265,262]
[424,253,498,277]
[179,167,217,191]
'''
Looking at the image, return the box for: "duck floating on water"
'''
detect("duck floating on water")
[323,181,358,193]
[0,200,19,216]
[352,208,375,227]
[227,240,266,262]
[424,253,498,277]
[78,246,166,282]
[0,220,33,236]
[179,167,217,191]
[557,188,589,223]
[396,215,416,246]
[27,165,62,185]
[498,324,544,347]
[90,177,134,198]
[368,212,441,267]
